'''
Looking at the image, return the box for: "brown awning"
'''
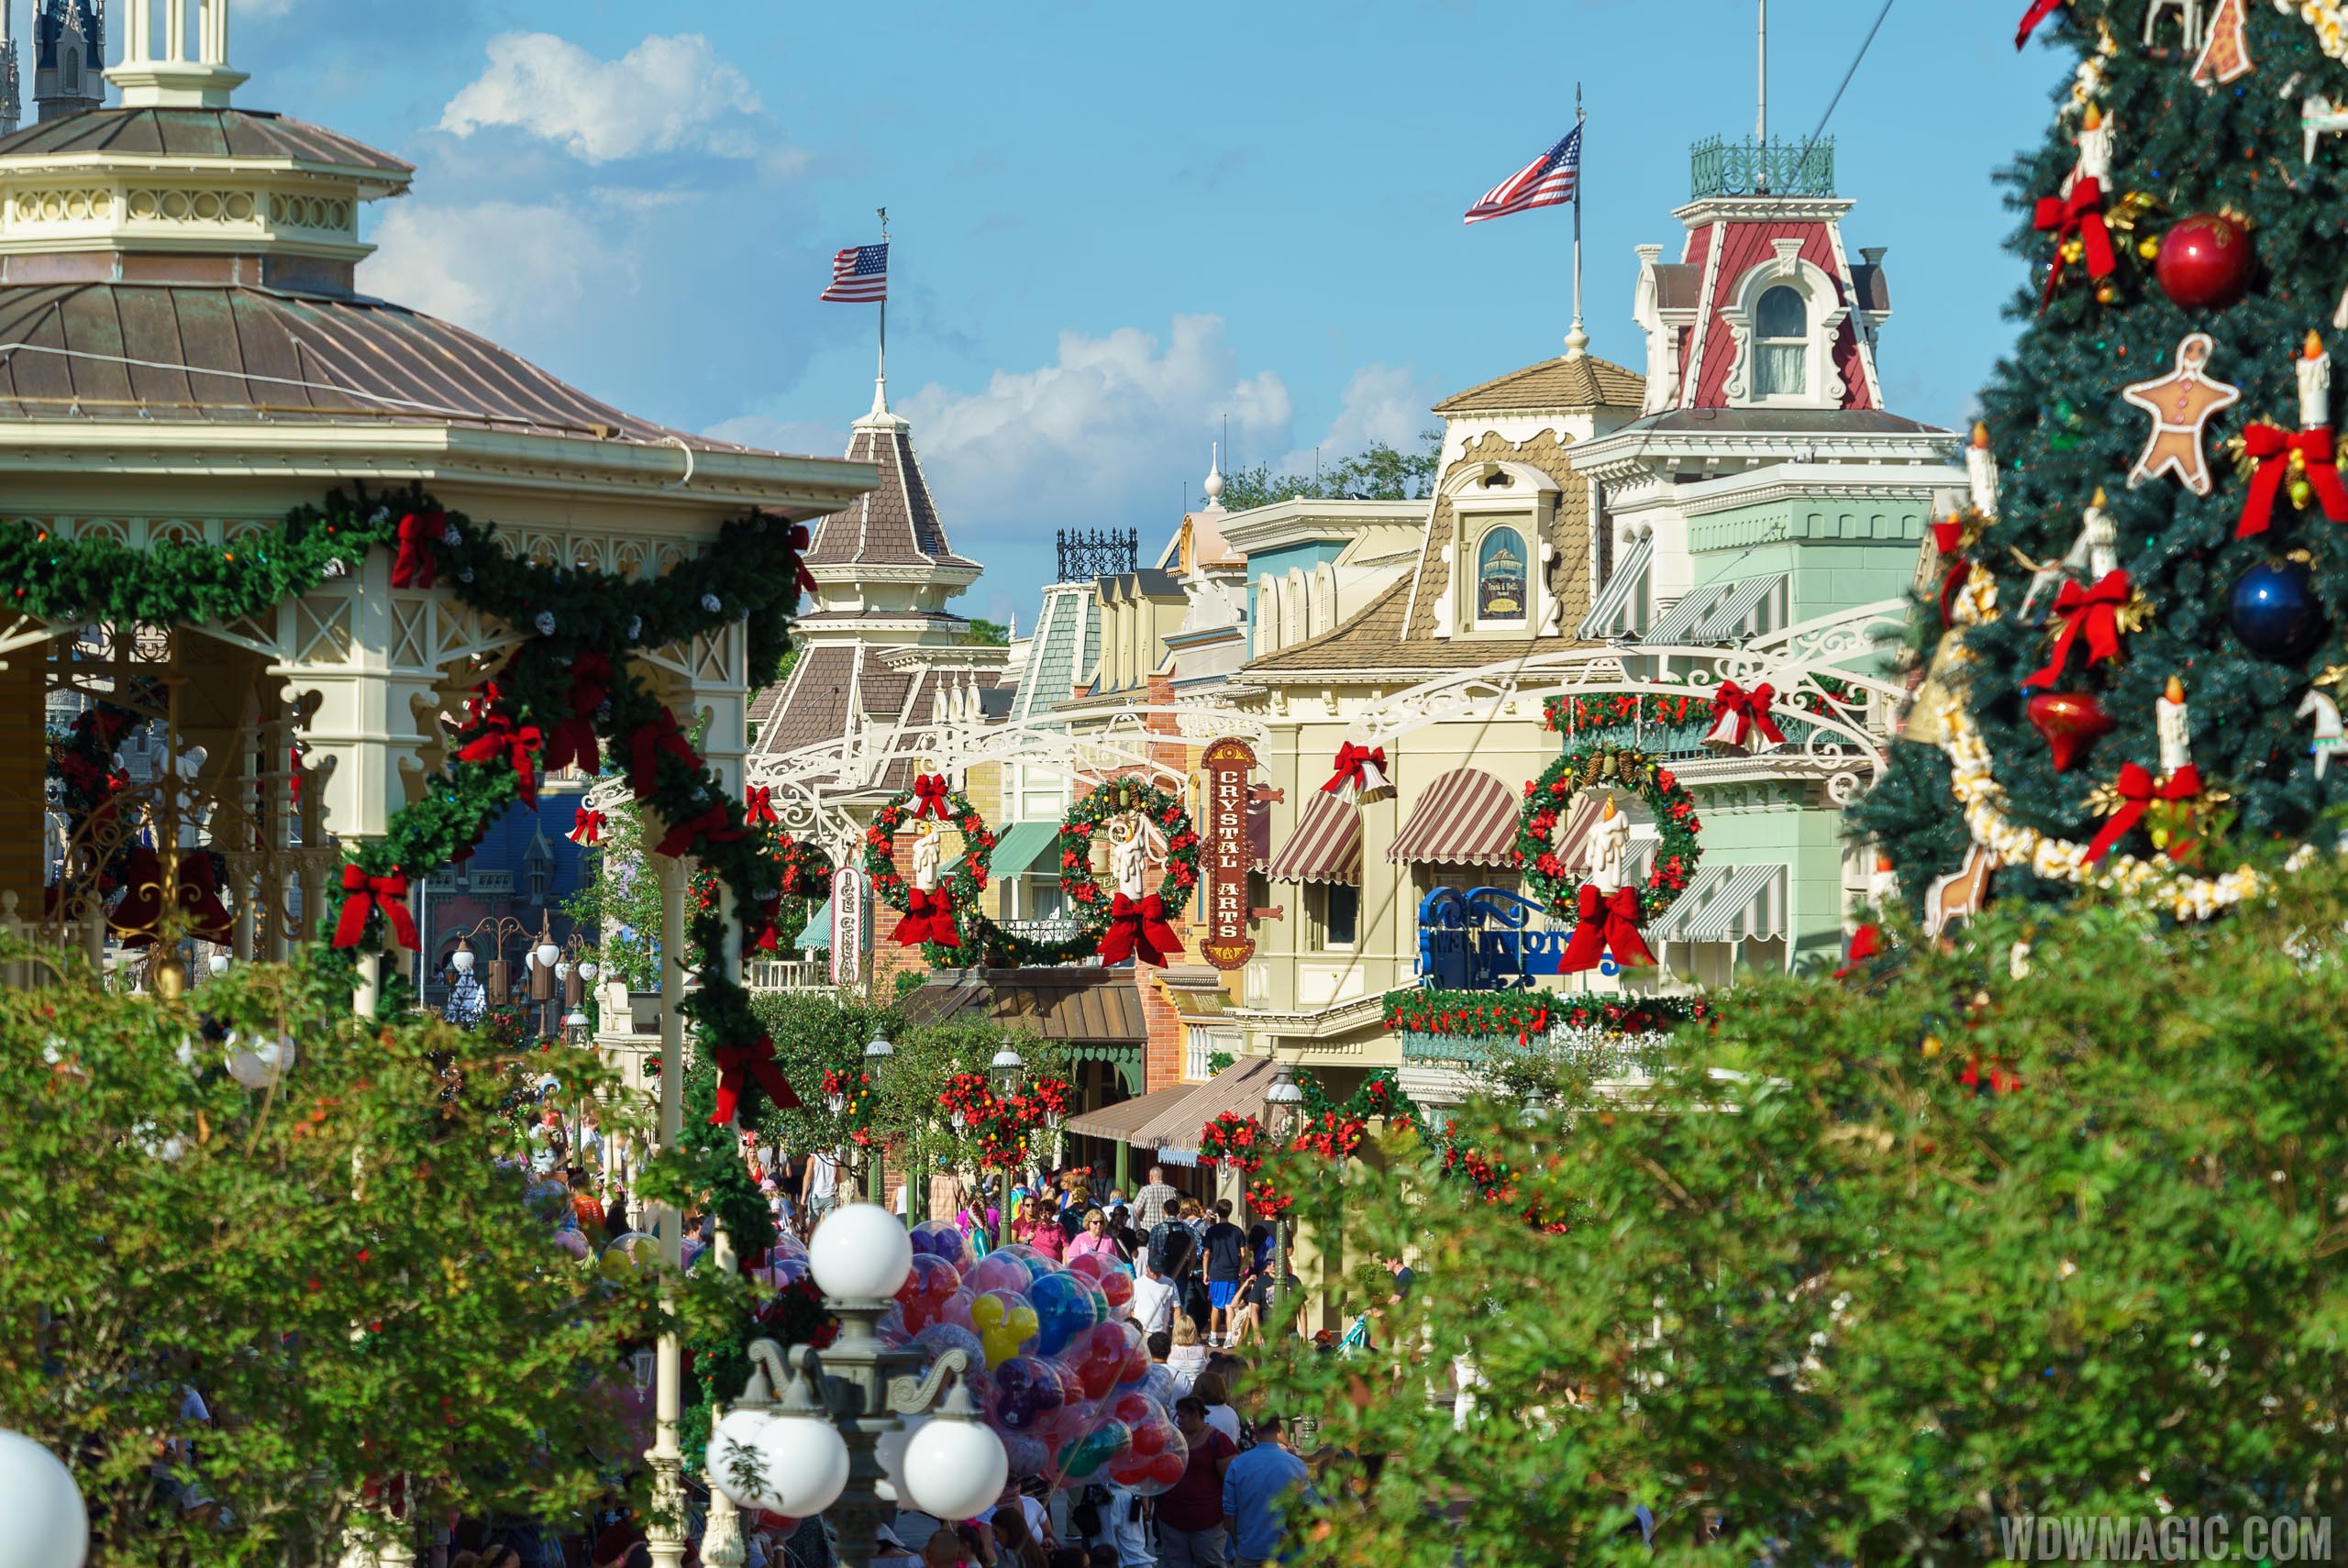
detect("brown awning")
[1065,1078,1208,1145]
[1263,791,1362,885]
[1387,768,1522,868]
[1136,1057,1279,1165]
[897,968,1146,1044]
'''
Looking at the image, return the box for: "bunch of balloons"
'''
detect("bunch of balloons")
[869,1221,1188,1498]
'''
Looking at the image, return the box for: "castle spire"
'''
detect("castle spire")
[109,0,247,110]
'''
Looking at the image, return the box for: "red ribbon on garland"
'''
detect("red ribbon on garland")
[570,806,607,846]
[745,785,780,827]
[655,803,749,859]
[2023,570,2131,690]
[543,650,612,775]
[2236,423,2348,536]
[1560,883,1656,973]
[1099,891,1182,967]
[1833,922,1886,980]
[2032,177,2116,309]
[332,864,418,950]
[892,886,961,949]
[1319,742,1388,798]
[2084,762,2204,864]
[455,703,544,806]
[786,524,819,597]
[711,1033,800,1125]
[2014,0,2066,49]
[1707,680,1787,750]
[910,774,951,819]
[627,707,698,798]
[390,510,442,591]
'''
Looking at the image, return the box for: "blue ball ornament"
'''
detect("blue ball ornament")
[2229,559,2327,663]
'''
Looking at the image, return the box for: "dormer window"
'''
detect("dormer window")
[1754,286,1808,401]
[1476,528,1529,627]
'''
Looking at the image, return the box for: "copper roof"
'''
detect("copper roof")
[900,966,1146,1044]
[803,414,980,570]
[1433,353,1645,415]
[0,280,764,447]
[0,106,412,178]
[1387,768,1522,868]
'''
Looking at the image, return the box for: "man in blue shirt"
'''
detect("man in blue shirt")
[1221,1415,1317,1567]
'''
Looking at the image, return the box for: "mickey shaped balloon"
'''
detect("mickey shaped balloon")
[894,1253,963,1335]
[988,1354,1065,1432]
[1057,1418,1131,1483]
[1105,1400,1188,1497]
[970,1286,1040,1368]
[908,1219,972,1270]
[1026,1268,1102,1357]
[968,1252,1035,1298]
[1066,1252,1134,1316]
[1065,1320,1132,1402]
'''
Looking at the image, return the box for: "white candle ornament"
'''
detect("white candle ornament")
[2156,676,2192,775]
[2075,104,2114,187]
[2300,330,2332,430]
[1585,794,1631,895]
[2083,488,2119,580]
[1966,423,2000,518]
[911,822,941,893]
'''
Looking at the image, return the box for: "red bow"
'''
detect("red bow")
[746,894,783,955]
[787,524,819,596]
[1320,742,1388,798]
[627,708,698,798]
[175,853,234,944]
[2033,177,2116,309]
[332,864,418,950]
[891,886,961,949]
[570,806,607,846]
[655,802,749,859]
[911,774,951,819]
[745,785,779,827]
[2236,423,2348,536]
[1833,922,1886,980]
[543,650,611,776]
[711,1033,801,1126]
[2085,762,2204,864]
[1561,884,1656,974]
[1709,680,1787,749]
[2014,0,2066,49]
[2024,571,2131,690]
[1098,891,1182,967]
[391,510,443,591]
[455,705,544,806]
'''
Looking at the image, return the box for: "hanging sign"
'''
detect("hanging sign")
[1199,738,1257,970]
[828,865,869,988]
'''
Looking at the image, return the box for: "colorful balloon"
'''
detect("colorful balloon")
[895,1253,963,1334]
[969,1251,1036,1297]
[988,1355,1066,1432]
[970,1287,1040,1367]
[1027,1268,1102,1357]
[1057,1418,1131,1482]
[909,1219,972,1269]
[1104,1414,1187,1497]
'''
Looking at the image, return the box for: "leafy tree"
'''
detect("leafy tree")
[0,954,670,1568]
[1216,432,1442,512]
[960,619,1011,647]
[560,794,662,989]
[1256,867,2348,1565]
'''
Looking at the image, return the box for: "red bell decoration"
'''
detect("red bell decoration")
[2154,214,2254,310]
[2025,690,2116,773]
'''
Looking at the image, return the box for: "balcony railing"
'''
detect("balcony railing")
[746,957,830,992]
[1689,136,1834,201]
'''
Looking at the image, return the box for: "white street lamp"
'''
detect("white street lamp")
[578,959,600,984]
[206,954,229,977]
[450,949,476,974]
[1264,1062,1306,1312]
[535,941,560,970]
[808,1201,912,1302]
[0,1429,87,1568]
[990,1043,1025,1097]
[554,959,572,984]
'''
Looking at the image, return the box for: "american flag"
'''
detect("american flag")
[821,243,889,303]
[1464,125,1582,226]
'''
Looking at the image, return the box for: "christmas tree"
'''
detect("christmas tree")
[1854,0,2348,922]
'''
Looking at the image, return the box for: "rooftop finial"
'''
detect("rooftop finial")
[110,0,247,109]
[1203,441,1224,504]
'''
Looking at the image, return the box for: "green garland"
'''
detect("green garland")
[7,485,814,1125]
[1381,986,1715,1039]
[969,776,1202,966]
[858,778,994,965]
[1517,745,1704,922]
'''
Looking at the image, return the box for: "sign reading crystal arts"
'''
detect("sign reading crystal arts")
[1200,738,1257,970]
[828,865,869,988]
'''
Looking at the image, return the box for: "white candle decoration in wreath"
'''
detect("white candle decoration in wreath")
[976,777,1204,969]
[859,773,995,955]
[1517,745,1705,976]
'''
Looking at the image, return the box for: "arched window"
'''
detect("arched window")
[1477,527,1529,625]
[1754,285,1808,400]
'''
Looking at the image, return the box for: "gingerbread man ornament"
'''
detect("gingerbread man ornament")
[2121,332,2242,496]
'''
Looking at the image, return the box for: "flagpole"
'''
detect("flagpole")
[1564,85,1589,360]
[873,206,891,414]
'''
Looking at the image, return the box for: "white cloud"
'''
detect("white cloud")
[1276,363,1440,475]
[439,32,762,164]
[360,201,621,338]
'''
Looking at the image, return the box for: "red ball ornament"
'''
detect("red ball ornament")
[2026,690,2116,773]
[2154,214,2254,310]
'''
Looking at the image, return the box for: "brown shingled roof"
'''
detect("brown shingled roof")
[1433,353,1645,416]
[803,414,981,570]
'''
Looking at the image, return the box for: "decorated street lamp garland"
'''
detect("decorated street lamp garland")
[861,773,995,954]
[1,486,819,1166]
[1516,745,1705,974]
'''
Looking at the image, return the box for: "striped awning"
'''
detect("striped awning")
[1387,768,1521,867]
[986,822,1065,879]
[1265,791,1363,884]
[1640,573,1787,647]
[795,898,833,951]
[1578,537,1654,639]
[1648,862,1788,943]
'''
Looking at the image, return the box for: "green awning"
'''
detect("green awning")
[946,821,1063,881]
[795,898,832,951]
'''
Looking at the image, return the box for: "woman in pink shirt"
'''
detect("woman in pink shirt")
[1012,1198,1066,1264]
[1065,1206,1124,1264]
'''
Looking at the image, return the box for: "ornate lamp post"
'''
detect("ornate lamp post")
[862,1028,893,1206]
[704,1204,1008,1568]
[990,1043,1024,1248]
[1263,1060,1306,1316]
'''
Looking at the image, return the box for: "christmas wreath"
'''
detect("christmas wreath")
[967,776,1202,966]
[1518,745,1705,972]
[860,774,993,953]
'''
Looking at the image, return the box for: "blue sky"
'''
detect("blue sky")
[175,0,2054,624]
